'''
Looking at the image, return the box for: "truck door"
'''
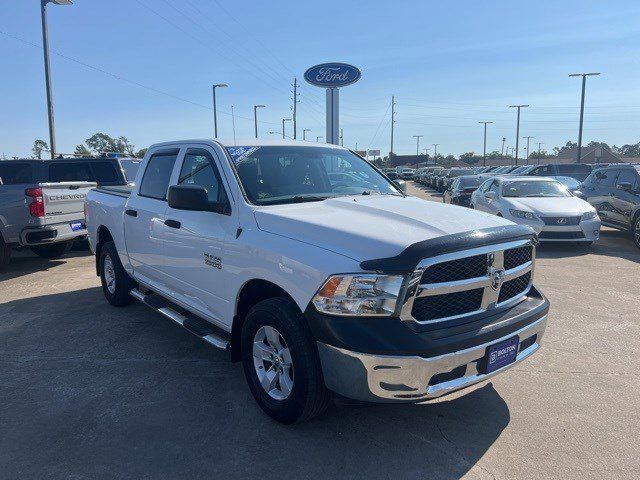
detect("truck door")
[161,145,237,328]
[123,148,181,288]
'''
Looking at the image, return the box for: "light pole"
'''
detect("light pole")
[509,105,529,165]
[570,72,600,163]
[316,136,323,142]
[303,128,311,140]
[41,0,73,159]
[432,144,439,157]
[501,137,506,156]
[537,142,544,165]
[211,83,227,137]
[253,105,265,138]
[412,135,423,155]
[479,121,493,166]
[523,136,534,164]
[282,118,291,139]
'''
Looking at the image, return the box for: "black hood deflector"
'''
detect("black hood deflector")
[360,224,536,274]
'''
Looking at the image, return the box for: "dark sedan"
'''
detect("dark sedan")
[443,175,484,207]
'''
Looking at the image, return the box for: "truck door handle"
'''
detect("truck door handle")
[164,219,181,229]
[125,209,138,217]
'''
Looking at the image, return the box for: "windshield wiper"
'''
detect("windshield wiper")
[260,195,331,205]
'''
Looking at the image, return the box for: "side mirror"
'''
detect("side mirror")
[616,182,633,192]
[168,185,230,214]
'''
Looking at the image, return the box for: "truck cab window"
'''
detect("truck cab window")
[0,163,33,185]
[49,162,93,182]
[89,161,120,185]
[139,150,179,200]
[178,149,227,203]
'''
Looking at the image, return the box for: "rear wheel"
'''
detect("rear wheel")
[99,241,136,306]
[241,297,331,424]
[0,236,11,269]
[30,240,72,259]
[633,215,640,249]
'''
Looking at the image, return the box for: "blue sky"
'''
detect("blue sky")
[1,0,640,158]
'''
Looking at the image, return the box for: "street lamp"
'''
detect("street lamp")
[41,0,73,159]
[211,83,228,138]
[479,121,493,166]
[412,135,423,155]
[253,105,265,138]
[316,136,323,142]
[522,136,534,164]
[432,144,439,157]
[509,105,529,165]
[570,72,600,163]
[303,128,311,140]
[282,118,291,139]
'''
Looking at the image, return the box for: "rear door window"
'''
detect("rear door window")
[139,150,179,200]
[616,169,639,190]
[0,163,33,184]
[48,162,93,182]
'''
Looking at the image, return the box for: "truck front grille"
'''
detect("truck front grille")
[406,240,535,324]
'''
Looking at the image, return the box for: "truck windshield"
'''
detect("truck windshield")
[227,146,402,205]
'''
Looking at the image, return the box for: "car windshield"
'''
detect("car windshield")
[227,145,402,205]
[502,180,571,198]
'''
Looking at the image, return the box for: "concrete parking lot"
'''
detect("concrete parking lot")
[2,183,639,479]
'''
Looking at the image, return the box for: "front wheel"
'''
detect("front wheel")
[30,240,73,259]
[633,215,640,249]
[99,241,136,306]
[241,297,331,424]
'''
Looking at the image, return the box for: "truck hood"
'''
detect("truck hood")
[254,195,513,261]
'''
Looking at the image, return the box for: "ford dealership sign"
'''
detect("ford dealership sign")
[304,63,361,88]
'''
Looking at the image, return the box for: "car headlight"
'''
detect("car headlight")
[312,274,404,316]
[581,210,598,221]
[509,209,538,220]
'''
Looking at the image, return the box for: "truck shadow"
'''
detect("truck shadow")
[0,248,91,282]
[1,286,509,480]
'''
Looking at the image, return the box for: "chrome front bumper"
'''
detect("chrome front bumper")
[317,315,547,403]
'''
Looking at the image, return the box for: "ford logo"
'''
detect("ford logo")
[304,63,361,88]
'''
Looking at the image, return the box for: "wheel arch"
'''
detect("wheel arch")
[231,278,300,362]
[95,225,114,276]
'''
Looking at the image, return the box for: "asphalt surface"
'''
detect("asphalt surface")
[1,183,639,479]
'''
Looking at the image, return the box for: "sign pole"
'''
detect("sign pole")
[326,88,339,144]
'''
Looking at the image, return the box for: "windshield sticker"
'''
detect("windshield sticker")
[227,146,260,164]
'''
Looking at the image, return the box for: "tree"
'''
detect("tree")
[85,133,117,154]
[135,148,148,158]
[553,141,577,157]
[32,139,49,159]
[617,142,640,157]
[115,136,135,155]
[74,144,91,156]
[459,152,481,165]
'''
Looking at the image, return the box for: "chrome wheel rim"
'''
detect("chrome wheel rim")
[103,255,116,294]
[252,325,294,401]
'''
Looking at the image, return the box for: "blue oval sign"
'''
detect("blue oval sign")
[304,62,361,88]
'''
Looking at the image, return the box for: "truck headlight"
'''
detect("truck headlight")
[581,210,598,221]
[509,209,538,220]
[312,274,404,316]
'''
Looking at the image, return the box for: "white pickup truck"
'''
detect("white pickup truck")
[85,139,549,423]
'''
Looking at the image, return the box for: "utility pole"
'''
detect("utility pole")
[253,104,265,138]
[509,105,529,165]
[303,128,311,140]
[41,0,73,159]
[523,136,534,164]
[340,128,344,146]
[282,118,291,139]
[570,72,600,163]
[211,83,228,137]
[501,137,506,156]
[291,77,298,139]
[537,142,544,165]
[390,95,396,158]
[412,135,423,155]
[432,143,439,157]
[479,121,493,166]
[231,105,236,144]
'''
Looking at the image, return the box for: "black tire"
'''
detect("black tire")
[99,241,136,307]
[241,297,331,424]
[632,215,640,250]
[30,240,73,259]
[0,235,11,269]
